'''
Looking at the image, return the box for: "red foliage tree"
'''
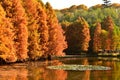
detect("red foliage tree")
[45,2,67,56]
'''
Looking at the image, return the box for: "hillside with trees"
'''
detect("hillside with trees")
[56,3,120,27]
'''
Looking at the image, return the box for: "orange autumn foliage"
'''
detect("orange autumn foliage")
[0,4,16,62]
[45,2,67,56]
[0,65,28,80]
[1,0,28,61]
[22,0,49,59]
[92,22,102,52]
[0,0,66,62]
[0,0,67,62]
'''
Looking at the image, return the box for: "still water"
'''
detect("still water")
[0,57,120,80]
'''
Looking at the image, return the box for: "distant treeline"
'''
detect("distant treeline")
[0,0,67,63]
[55,4,120,54]
[56,3,120,26]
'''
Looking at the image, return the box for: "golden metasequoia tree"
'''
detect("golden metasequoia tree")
[45,2,67,56]
[1,0,28,61]
[92,22,102,53]
[22,0,48,59]
[0,4,16,62]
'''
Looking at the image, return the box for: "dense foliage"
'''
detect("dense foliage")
[65,17,90,53]
[45,2,67,56]
[56,3,120,26]
[0,4,16,62]
[0,0,67,63]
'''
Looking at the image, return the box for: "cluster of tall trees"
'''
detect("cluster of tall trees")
[90,16,120,53]
[0,0,67,63]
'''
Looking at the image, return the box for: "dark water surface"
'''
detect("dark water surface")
[0,57,120,80]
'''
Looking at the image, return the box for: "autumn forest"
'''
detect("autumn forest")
[56,1,120,54]
[0,0,120,63]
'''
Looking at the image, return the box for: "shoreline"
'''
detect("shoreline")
[0,53,120,65]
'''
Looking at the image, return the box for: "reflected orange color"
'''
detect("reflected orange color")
[50,60,64,65]
[54,70,67,80]
[43,69,67,80]
[0,65,28,80]
[90,58,115,80]
[82,58,89,65]
[26,60,67,80]
[82,70,90,80]
[43,60,67,80]
[82,58,90,80]
[1,58,120,80]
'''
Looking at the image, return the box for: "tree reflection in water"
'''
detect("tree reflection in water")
[81,58,90,80]
[27,60,67,80]
[0,64,28,80]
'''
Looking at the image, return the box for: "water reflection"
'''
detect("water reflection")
[0,57,120,80]
[27,60,67,80]
[82,58,90,80]
[0,63,28,80]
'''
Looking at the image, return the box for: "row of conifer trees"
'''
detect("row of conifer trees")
[63,16,120,54]
[0,0,67,63]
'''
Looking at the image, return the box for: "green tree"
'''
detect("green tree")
[112,26,120,50]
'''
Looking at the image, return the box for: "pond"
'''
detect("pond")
[0,57,120,80]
